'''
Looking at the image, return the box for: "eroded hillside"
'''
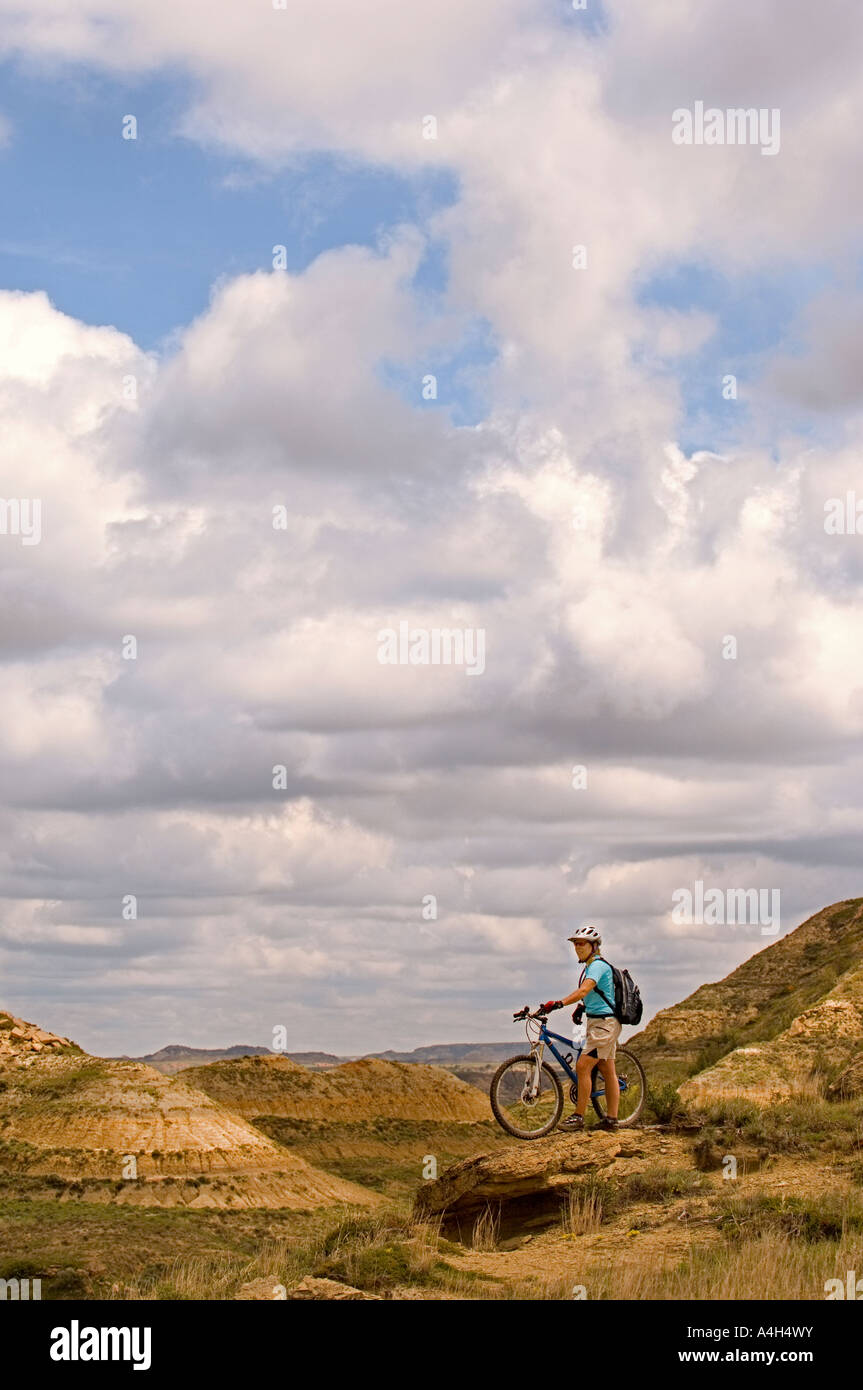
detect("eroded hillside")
[0,1011,378,1211]
[182,1054,491,1123]
[629,898,863,1087]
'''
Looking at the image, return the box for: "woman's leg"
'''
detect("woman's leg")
[598,1057,619,1118]
[574,1051,595,1115]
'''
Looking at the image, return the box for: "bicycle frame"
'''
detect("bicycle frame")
[526,1017,627,1102]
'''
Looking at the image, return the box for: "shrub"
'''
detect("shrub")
[697,1097,760,1130]
[647,1083,684,1124]
[0,1257,42,1280]
[314,1240,446,1292]
[693,1128,725,1172]
[320,1213,399,1257]
[621,1167,699,1203]
[50,1268,91,1299]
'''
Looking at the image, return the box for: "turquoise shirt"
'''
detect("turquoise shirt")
[581,957,615,1016]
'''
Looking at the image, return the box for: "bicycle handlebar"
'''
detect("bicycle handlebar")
[513,1005,548,1022]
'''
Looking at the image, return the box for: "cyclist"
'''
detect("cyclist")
[538,925,620,1132]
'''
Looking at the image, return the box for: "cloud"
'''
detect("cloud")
[2,4,863,1051]
[763,288,863,412]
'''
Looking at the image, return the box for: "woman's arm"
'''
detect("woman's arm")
[559,978,597,1008]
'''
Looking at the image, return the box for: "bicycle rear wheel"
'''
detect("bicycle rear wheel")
[585,1047,646,1126]
[490,1054,563,1139]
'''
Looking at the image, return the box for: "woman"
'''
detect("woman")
[538,924,620,1132]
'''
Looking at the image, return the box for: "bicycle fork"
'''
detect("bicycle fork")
[520,1043,545,1103]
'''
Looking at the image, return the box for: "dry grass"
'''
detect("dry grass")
[562,1185,603,1235]
[114,1198,863,1301]
[495,1232,863,1301]
[116,1204,503,1300]
[470,1203,501,1251]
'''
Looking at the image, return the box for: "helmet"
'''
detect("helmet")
[568,924,602,944]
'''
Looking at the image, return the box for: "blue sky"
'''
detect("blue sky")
[0,62,458,351]
[3,40,852,459]
[0,59,506,425]
[637,258,841,454]
[0,52,832,449]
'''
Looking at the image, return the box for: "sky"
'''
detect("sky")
[1,0,863,1056]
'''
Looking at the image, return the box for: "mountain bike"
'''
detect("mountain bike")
[490,1005,646,1138]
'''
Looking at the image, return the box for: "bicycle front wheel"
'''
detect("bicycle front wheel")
[490,1054,563,1139]
[589,1047,646,1127]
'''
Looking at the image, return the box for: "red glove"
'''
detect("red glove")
[540,1000,563,1013]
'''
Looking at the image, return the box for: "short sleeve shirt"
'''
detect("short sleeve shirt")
[580,958,615,1017]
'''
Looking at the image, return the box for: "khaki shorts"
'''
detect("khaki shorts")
[585,1014,621,1061]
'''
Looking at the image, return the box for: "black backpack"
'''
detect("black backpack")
[590,957,643,1026]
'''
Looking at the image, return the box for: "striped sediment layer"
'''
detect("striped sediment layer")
[0,1017,378,1210]
[182,1054,491,1123]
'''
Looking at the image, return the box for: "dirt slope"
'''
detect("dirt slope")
[680,959,863,1104]
[182,1054,491,1122]
[629,898,863,1085]
[0,1011,378,1210]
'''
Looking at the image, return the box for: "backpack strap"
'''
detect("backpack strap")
[585,956,616,1013]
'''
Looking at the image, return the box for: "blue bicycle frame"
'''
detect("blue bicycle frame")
[538,1019,628,1101]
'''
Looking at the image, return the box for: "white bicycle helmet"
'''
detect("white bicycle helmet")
[568,924,602,944]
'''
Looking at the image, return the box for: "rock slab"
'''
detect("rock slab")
[415,1131,636,1215]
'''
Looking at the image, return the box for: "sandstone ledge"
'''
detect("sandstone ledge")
[414,1130,641,1217]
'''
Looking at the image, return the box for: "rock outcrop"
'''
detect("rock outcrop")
[415,1131,631,1217]
[0,1012,77,1061]
[287,1276,381,1300]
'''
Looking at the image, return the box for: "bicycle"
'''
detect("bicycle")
[489,1004,647,1138]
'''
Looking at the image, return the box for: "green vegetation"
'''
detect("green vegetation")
[313,1239,450,1292]
[691,1093,863,1157]
[646,1083,684,1124]
[717,1193,863,1243]
[0,1196,336,1300]
[561,1165,699,1235]
[691,1031,741,1077]
[254,1115,512,1197]
[621,1167,700,1203]
[115,1207,499,1300]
